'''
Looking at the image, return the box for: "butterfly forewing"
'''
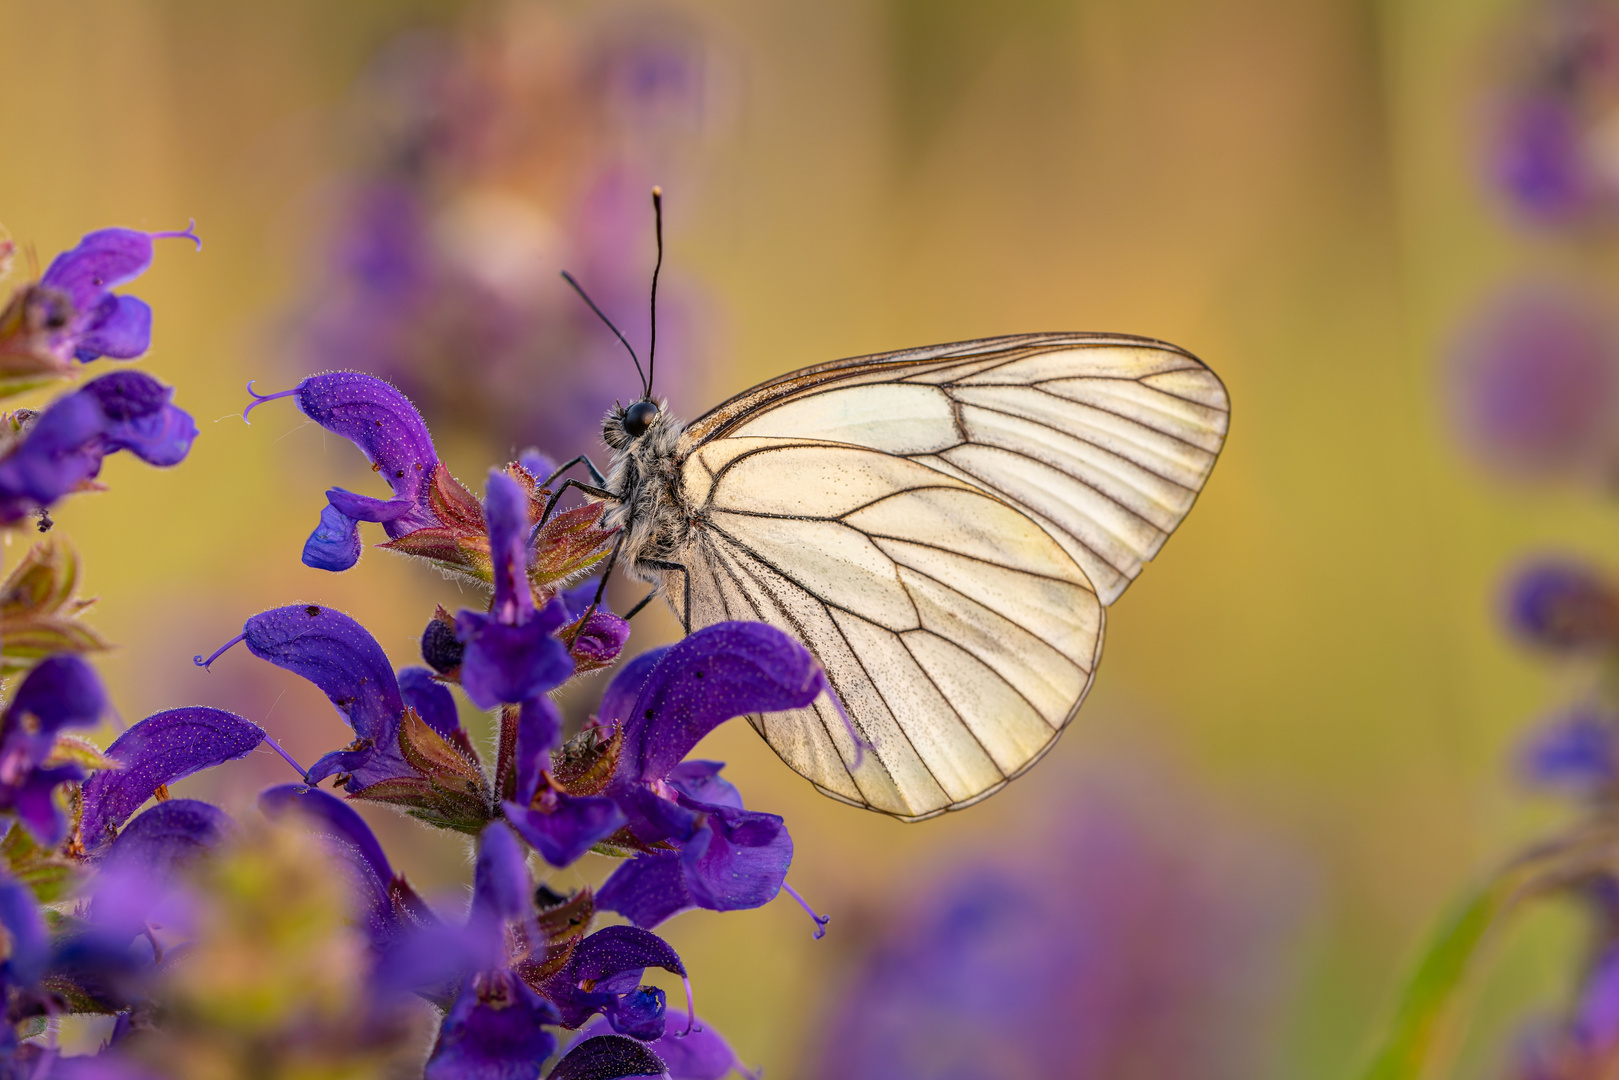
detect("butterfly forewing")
[661,334,1225,819]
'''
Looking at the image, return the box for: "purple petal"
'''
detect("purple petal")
[260,783,399,948]
[614,623,827,784]
[574,612,630,669]
[3,653,107,754]
[11,764,85,846]
[519,450,557,484]
[665,762,742,812]
[578,1012,744,1080]
[80,707,264,853]
[242,604,404,748]
[0,392,107,521]
[504,794,626,868]
[0,870,48,986]
[1578,942,1619,1052]
[93,799,229,931]
[596,852,693,929]
[325,486,418,523]
[599,649,666,730]
[40,229,156,310]
[514,696,564,805]
[1493,95,1593,223]
[50,1057,167,1080]
[303,503,362,571]
[472,822,532,928]
[485,471,535,624]
[74,294,152,361]
[426,969,561,1080]
[546,1035,667,1080]
[1521,707,1619,793]
[295,372,440,537]
[678,805,791,914]
[456,607,574,709]
[81,371,198,467]
[400,666,463,740]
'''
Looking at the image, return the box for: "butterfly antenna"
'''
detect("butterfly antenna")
[647,185,664,399]
[561,270,648,397]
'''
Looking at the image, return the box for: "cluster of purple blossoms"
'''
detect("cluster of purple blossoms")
[1485,0,1619,228]
[287,6,716,459]
[0,226,823,1078]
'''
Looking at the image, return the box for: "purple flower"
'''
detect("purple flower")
[0,224,199,373]
[243,371,442,572]
[79,707,265,854]
[91,799,230,940]
[502,695,627,869]
[195,603,412,791]
[1521,706,1619,795]
[0,370,198,523]
[1447,285,1619,484]
[0,654,107,844]
[1504,558,1619,651]
[454,471,576,709]
[592,624,835,928]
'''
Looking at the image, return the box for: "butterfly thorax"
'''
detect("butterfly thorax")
[602,401,696,586]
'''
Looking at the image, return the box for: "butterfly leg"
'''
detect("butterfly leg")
[565,531,625,649]
[627,559,690,635]
[537,478,619,533]
[540,454,609,487]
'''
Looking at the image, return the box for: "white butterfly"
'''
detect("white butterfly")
[547,194,1229,821]
[547,331,1229,821]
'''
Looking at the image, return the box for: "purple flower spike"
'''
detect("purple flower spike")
[38,224,199,363]
[577,1012,755,1080]
[238,604,408,791]
[80,707,265,854]
[547,1034,668,1080]
[0,371,197,524]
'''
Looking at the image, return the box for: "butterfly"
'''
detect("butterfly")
[547,193,1230,821]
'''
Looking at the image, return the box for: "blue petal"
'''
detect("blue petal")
[40,229,156,310]
[326,486,418,523]
[596,852,692,929]
[605,986,667,1041]
[505,794,626,868]
[74,294,152,361]
[400,666,462,740]
[303,503,362,571]
[678,803,792,914]
[80,707,264,853]
[484,470,535,624]
[472,822,532,928]
[455,609,574,709]
[613,623,827,784]
[426,970,560,1080]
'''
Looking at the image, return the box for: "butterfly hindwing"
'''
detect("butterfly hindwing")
[678,439,1104,820]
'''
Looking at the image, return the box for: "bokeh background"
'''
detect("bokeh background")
[0,0,1602,1076]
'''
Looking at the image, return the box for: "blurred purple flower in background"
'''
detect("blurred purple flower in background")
[1447,283,1619,484]
[1486,0,1619,227]
[288,6,725,459]
[813,780,1301,1080]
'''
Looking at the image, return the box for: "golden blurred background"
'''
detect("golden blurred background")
[0,0,1600,1076]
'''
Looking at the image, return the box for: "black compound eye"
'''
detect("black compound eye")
[623,400,659,438]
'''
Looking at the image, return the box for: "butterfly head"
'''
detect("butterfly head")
[603,398,666,449]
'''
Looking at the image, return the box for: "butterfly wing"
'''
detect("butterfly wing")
[675,439,1103,820]
[679,333,1229,604]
